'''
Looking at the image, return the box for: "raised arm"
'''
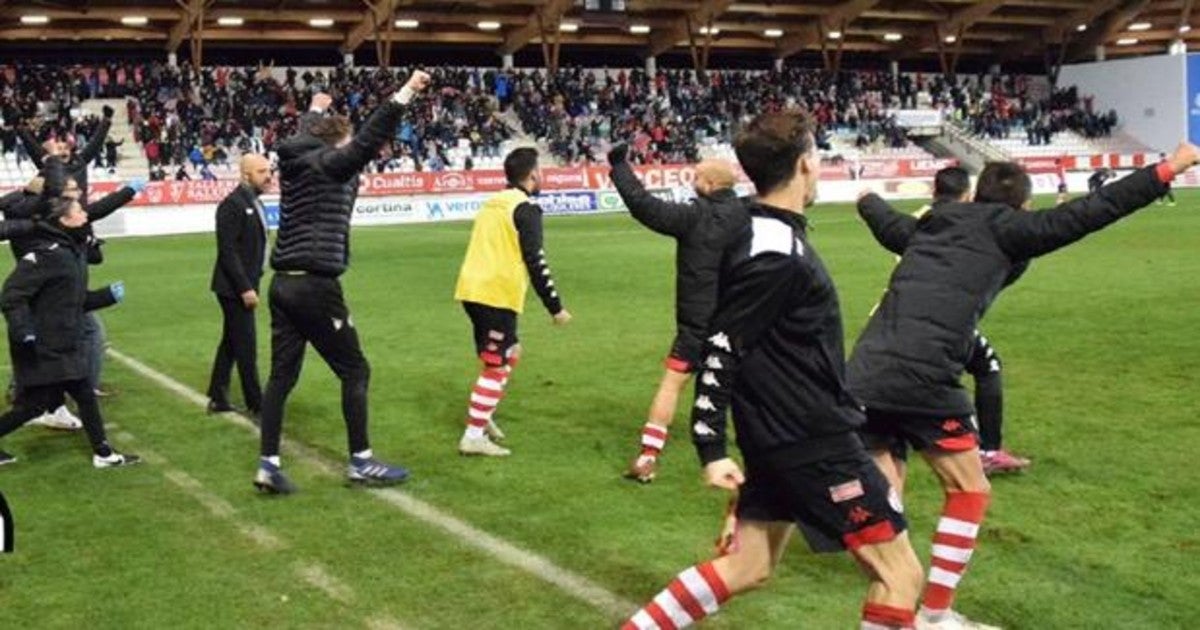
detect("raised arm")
[513,202,564,317]
[857,192,918,255]
[316,72,430,181]
[609,144,699,237]
[993,147,1194,260]
[78,115,112,164]
[17,126,46,168]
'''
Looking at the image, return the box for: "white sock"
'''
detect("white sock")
[353,449,373,460]
[262,455,281,468]
[464,425,486,440]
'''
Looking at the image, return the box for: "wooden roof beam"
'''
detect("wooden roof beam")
[774,0,880,59]
[647,0,736,57]
[498,0,574,55]
[342,0,408,53]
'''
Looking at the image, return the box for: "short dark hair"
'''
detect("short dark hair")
[933,166,970,202]
[310,116,352,146]
[733,109,816,195]
[504,147,539,186]
[975,162,1031,209]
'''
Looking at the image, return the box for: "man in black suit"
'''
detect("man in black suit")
[207,154,272,417]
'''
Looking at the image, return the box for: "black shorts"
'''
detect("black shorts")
[861,408,979,462]
[463,301,519,367]
[736,443,907,553]
[665,332,705,373]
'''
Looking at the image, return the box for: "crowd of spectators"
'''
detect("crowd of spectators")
[930,73,1119,145]
[511,66,914,165]
[1,63,515,178]
[1,62,1127,176]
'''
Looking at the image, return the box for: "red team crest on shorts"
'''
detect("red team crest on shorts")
[829,479,865,503]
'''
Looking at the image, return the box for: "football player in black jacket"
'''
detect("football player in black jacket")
[860,167,1031,477]
[623,111,925,630]
[608,148,747,483]
[848,144,1199,630]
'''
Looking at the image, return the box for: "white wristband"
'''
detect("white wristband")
[392,86,416,105]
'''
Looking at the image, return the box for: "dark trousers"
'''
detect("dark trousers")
[207,295,262,412]
[0,379,107,451]
[259,274,371,458]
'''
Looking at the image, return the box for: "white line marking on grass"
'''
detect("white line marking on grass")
[112,430,408,629]
[107,347,637,619]
[296,562,356,604]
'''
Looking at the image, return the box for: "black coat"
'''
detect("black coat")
[271,101,407,277]
[611,160,747,349]
[211,184,268,298]
[1,225,117,387]
[847,165,1173,417]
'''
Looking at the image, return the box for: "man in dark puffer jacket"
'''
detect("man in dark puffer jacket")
[254,71,430,495]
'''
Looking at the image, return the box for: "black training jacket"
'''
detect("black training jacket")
[611,160,747,348]
[1,224,118,387]
[847,164,1174,417]
[271,101,407,277]
[692,202,865,467]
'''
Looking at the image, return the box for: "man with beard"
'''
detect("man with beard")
[453,147,572,457]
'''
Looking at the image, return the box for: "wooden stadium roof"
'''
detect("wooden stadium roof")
[0,0,1195,68]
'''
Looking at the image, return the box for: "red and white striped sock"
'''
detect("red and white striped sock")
[464,366,507,439]
[861,602,916,629]
[920,491,990,618]
[622,561,731,630]
[639,422,668,458]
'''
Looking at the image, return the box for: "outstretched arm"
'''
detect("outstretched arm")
[994,147,1194,260]
[857,192,918,255]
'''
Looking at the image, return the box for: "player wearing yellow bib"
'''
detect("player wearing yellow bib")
[454,147,572,457]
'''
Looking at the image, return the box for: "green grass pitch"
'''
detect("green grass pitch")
[0,191,1197,629]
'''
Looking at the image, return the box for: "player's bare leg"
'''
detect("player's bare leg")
[622,520,785,629]
[626,367,691,483]
[855,533,926,628]
[871,449,908,502]
[916,448,999,630]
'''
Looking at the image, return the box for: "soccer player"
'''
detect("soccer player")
[1054,158,1068,204]
[0,198,137,468]
[454,147,571,457]
[254,72,430,494]
[622,110,925,630]
[860,167,1031,476]
[848,144,1200,629]
[207,154,272,418]
[607,146,746,483]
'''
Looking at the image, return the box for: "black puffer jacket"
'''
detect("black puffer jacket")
[611,161,747,350]
[847,164,1173,417]
[1,224,118,387]
[271,101,407,277]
